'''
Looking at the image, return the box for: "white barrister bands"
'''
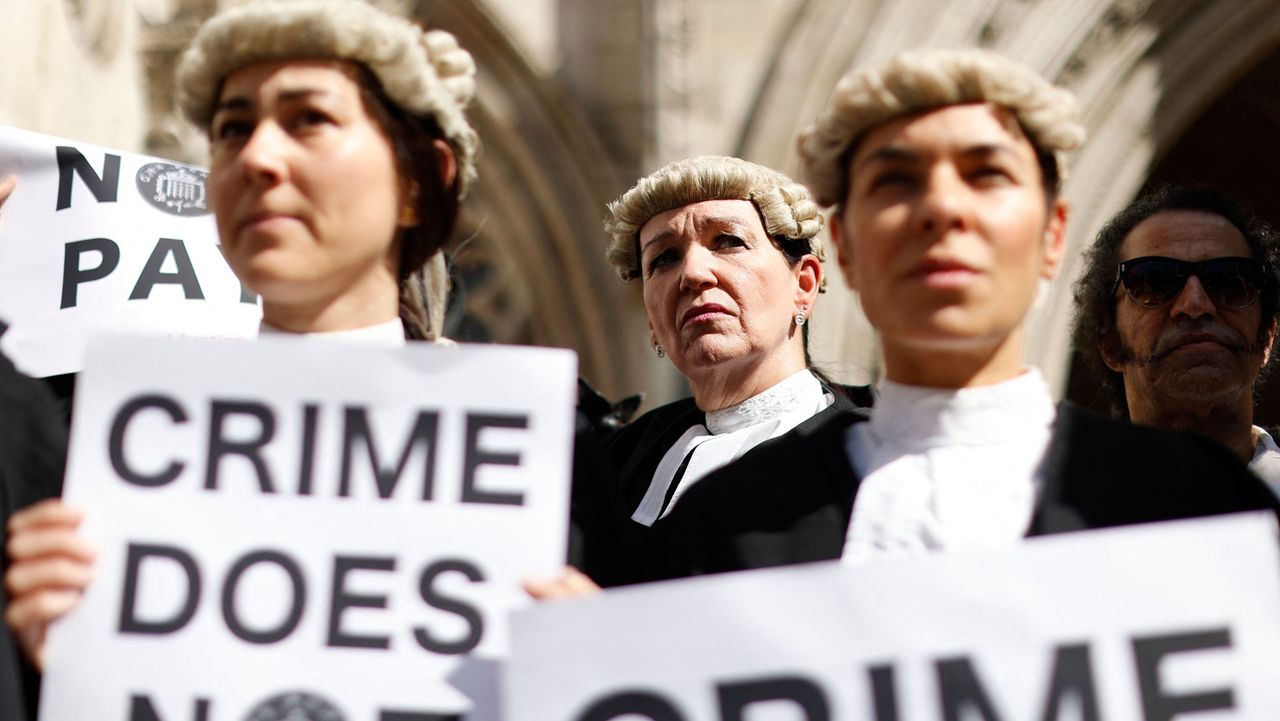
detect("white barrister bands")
[0,125,260,376]
[508,513,1280,721]
[39,335,577,721]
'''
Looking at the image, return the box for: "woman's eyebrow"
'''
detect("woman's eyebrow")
[213,96,254,114]
[855,145,917,171]
[641,228,677,253]
[214,87,332,114]
[957,142,1018,160]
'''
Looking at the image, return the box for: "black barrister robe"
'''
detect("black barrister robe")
[582,384,874,587]
[0,348,68,721]
[645,402,1280,578]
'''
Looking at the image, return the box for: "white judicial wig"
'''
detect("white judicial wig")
[0,125,260,376]
[39,335,577,721]
[508,513,1280,721]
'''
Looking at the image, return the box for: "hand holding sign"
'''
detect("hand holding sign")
[0,175,14,210]
[3,499,96,669]
[523,565,601,601]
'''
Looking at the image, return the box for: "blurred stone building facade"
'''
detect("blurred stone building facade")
[3,0,1279,414]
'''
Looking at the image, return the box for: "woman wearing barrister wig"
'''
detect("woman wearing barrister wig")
[562,156,873,589]
[646,49,1278,575]
[4,0,479,676]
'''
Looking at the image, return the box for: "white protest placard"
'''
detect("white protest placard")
[0,125,260,377]
[40,334,577,721]
[509,513,1280,721]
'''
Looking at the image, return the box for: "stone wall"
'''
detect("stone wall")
[0,1,146,150]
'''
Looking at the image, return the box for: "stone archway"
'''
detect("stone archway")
[734,0,1280,394]
[410,1,648,398]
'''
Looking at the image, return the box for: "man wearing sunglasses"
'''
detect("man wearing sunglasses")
[1073,186,1280,497]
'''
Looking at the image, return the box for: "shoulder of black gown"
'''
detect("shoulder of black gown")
[657,405,869,576]
[0,347,67,721]
[568,378,646,569]
[602,396,703,498]
[1031,401,1280,535]
[0,351,68,513]
[830,382,875,411]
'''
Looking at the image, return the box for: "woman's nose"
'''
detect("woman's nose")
[916,168,970,236]
[237,123,288,184]
[678,246,717,291]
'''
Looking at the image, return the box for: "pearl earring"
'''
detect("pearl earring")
[655,343,665,358]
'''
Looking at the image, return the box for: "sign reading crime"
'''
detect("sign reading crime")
[508,513,1280,720]
[0,124,260,377]
[40,335,577,721]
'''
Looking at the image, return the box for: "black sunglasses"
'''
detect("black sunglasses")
[1114,256,1265,309]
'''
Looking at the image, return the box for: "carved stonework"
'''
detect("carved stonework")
[62,0,124,62]
[652,0,693,167]
[137,0,218,163]
[1059,0,1153,85]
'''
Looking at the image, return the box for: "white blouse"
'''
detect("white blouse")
[841,369,1056,563]
[259,317,408,347]
[1249,425,1280,500]
[632,369,833,526]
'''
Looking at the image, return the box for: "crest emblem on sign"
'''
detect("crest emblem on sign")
[243,691,346,721]
[136,162,211,216]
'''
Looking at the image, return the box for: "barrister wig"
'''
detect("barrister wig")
[175,0,481,340]
[797,48,1086,208]
[177,0,478,198]
[604,156,826,287]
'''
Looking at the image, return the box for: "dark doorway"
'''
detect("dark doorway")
[1065,48,1280,426]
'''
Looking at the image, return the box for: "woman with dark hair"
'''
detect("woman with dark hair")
[5,0,478,672]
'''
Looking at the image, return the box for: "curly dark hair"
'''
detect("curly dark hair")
[1071,185,1280,416]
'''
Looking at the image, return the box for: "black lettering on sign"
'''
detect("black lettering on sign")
[327,555,395,650]
[61,237,120,308]
[119,543,200,635]
[1039,644,1100,721]
[868,664,900,721]
[109,394,188,487]
[574,690,685,721]
[129,238,205,301]
[221,550,306,644]
[127,695,210,721]
[936,657,1006,721]
[339,408,440,500]
[380,712,462,721]
[56,146,119,211]
[718,676,830,721]
[414,559,484,655]
[461,413,528,506]
[1133,628,1235,721]
[205,400,276,493]
[216,245,258,304]
[297,403,320,496]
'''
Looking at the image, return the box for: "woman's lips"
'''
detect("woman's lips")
[239,211,300,236]
[682,304,731,327]
[909,258,980,288]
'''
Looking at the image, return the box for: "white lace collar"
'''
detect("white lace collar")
[705,369,824,434]
[631,368,832,526]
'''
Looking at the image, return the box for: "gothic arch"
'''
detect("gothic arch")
[412,1,646,397]
[735,0,1280,391]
